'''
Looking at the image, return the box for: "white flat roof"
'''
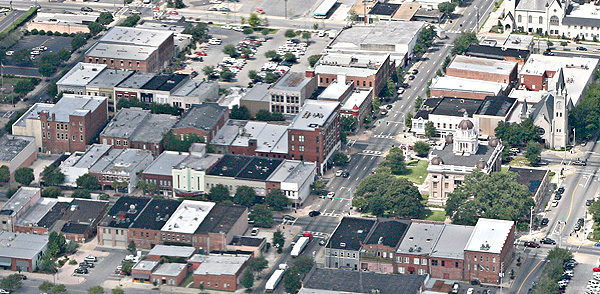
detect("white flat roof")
[508,89,546,104]
[319,80,352,100]
[193,254,250,276]
[341,89,372,112]
[464,218,513,254]
[430,76,505,95]
[161,200,215,234]
[448,55,516,76]
[56,63,107,87]
[290,100,339,131]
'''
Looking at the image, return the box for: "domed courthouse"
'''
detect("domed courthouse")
[426,113,504,205]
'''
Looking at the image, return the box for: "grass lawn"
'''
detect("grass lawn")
[180,272,194,288]
[398,160,429,185]
[501,166,509,172]
[426,210,446,222]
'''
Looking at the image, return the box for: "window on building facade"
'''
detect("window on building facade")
[539,16,543,24]
[432,260,438,266]
[518,15,522,22]
[299,145,305,152]
[398,267,405,274]
[414,258,419,265]
[528,15,532,23]
[550,15,559,25]
[404,257,409,263]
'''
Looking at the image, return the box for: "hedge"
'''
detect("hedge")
[0,7,38,41]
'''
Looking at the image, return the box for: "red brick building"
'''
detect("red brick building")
[192,254,251,291]
[172,103,229,143]
[446,55,518,85]
[151,263,188,286]
[429,76,505,100]
[428,225,474,281]
[359,220,409,274]
[127,198,181,249]
[85,27,174,73]
[288,100,341,174]
[12,95,108,154]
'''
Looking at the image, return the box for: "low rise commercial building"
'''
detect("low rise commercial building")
[14,198,61,235]
[238,83,270,117]
[429,76,507,100]
[0,135,36,184]
[171,103,229,143]
[57,199,109,243]
[325,217,376,270]
[132,260,160,283]
[170,79,219,110]
[12,95,108,154]
[26,12,99,34]
[147,245,196,260]
[0,232,48,272]
[57,63,107,95]
[141,151,189,196]
[171,146,223,197]
[85,68,135,112]
[128,198,181,249]
[98,196,151,248]
[192,254,251,291]
[465,44,529,67]
[151,263,188,286]
[227,236,266,257]
[446,55,518,85]
[269,72,317,115]
[299,268,426,294]
[210,120,289,159]
[100,108,178,156]
[359,219,410,273]
[0,187,41,232]
[508,166,550,203]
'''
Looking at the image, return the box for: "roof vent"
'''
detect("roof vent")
[340,242,346,248]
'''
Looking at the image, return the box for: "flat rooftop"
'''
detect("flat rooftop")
[89,148,153,175]
[221,120,288,154]
[240,83,270,102]
[301,268,426,294]
[396,221,445,255]
[0,232,48,260]
[132,260,160,271]
[143,151,188,176]
[173,103,228,132]
[148,245,196,258]
[130,198,181,230]
[0,135,35,162]
[369,2,400,16]
[14,95,106,126]
[364,219,409,248]
[194,204,247,235]
[508,166,548,195]
[448,55,516,76]
[430,97,483,117]
[289,100,339,131]
[173,153,223,172]
[87,68,135,89]
[97,26,173,47]
[161,200,215,234]
[99,196,151,229]
[171,79,216,97]
[431,224,474,260]
[430,76,505,96]
[476,96,516,117]
[115,72,156,89]
[272,72,313,92]
[60,144,112,170]
[100,108,150,139]
[15,198,58,229]
[32,12,100,25]
[464,218,514,254]
[341,89,372,112]
[141,74,187,91]
[207,155,284,181]
[318,80,352,101]
[267,160,316,183]
[56,63,107,87]
[153,263,186,276]
[0,187,39,217]
[327,217,376,250]
[334,20,425,49]
[193,254,250,276]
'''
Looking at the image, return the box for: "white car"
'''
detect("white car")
[208,38,222,45]
[251,228,259,236]
[30,50,40,55]
[466,289,474,294]
[594,272,600,281]
[335,170,343,177]
[327,191,335,198]
[552,200,559,207]
[5,51,13,56]
[0,289,9,294]
[223,24,233,30]
[317,30,326,37]
[84,255,97,262]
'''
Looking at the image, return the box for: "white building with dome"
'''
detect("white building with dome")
[426,114,504,205]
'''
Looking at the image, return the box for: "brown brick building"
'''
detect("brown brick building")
[128,198,181,250]
[446,55,518,85]
[172,103,229,143]
[85,27,174,73]
[12,95,108,154]
[192,254,251,291]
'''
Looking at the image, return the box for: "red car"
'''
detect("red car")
[195,51,207,56]
[400,145,414,150]
[168,10,178,15]
[524,241,540,248]
[256,8,265,14]
[594,267,600,272]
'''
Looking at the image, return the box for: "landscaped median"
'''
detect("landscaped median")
[0,7,37,41]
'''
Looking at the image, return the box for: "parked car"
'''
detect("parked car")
[74,267,88,274]
[555,194,562,200]
[572,160,587,166]
[541,218,549,226]
[412,69,419,74]
[16,274,26,280]
[79,261,94,268]
[587,199,595,206]
[283,215,296,221]
[342,171,349,178]
[251,228,259,236]
[208,38,222,45]
[256,8,265,14]
[84,255,97,262]
[541,238,556,245]
[467,288,474,294]
[168,10,179,14]
[408,75,415,80]
[552,200,559,207]
[5,51,13,56]
[385,104,393,110]
[543,50,555,56]
[524,241,540,248]
[196,51,207,56]
[451,283,459,294]
[397,88,405,94]
[81,6,93,12]
[558,187,565,194]
[309,210,321,217]
[577,46,588,51]
[335,170,343,177]
[219,7,231,11]
[327,191,336,198]
[208,7,218,11]
[0,289,10,294]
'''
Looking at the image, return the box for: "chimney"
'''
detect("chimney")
[305,70,315,78]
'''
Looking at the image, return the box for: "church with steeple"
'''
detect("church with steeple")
[426,115,504,206]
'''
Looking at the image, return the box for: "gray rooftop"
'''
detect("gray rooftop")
[448,55,516,76]
[32,12,100,25]
[143,151,189,176]
[86,27,173,60]
[62,144,112,169]
[318,80,352,100]
[89,148,153,175]
[0,135,35,162]
[173,103,228,131]
[15,198,59,229]
[87,68,135,89]
[174,153,223,171]
[171,79,217,97]
[301,268,426,294]
[241,83,270,102]
[272,72,313,92]
[431,224,474,260]
[334,20,426,49]
[0,232,48,260]
[193,254,250,276]
[0,187,40,217]
[464,218,514,254]
[135,21,188,34]
[268,160,316,184]
[115,72,156,89]
[152,263,187,276]
[396,222,445,255]
[227,120,289,154]
[430,143,496,167]
[516,0,549,12]
[15,95,106,124]
[13,103,53,127]
[131,113,177,144]
[57,63,107,87]
[101,108,177,144]
[86,43,156,60]
[289,100,339,131]
[315,53,388,78]
[148,245,196,258]
[132,260,160,271]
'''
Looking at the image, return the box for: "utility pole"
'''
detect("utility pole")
[499,262,504,294]
[284,0,288,19]
[529,206,534,236]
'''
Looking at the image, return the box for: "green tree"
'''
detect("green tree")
[14,79,35,95]
[425,121,436,138]
[127,240,136,254]
[202,65,217,80]
[255,110,285,121]
[283,267,302,294]
[14,167,34,186]
[414,96,424,109]
[207,184,230,202]
[111,287,124,294]
[241,48,252,58]
[183,23,209,42]
[248,70,260,82]
[284,29,297,38]
[413,141,431,157]
[265,189,290,211]
[0,165,9,183]
[71,33,87,51]
[42,186,63,198]
[42,165,65,186]
[72,189,91,199]
[241,271,254,289]
[247,256,268,273]
[167,0,185,8]
[162,132,205,152]
[310,180,326,193]
[48,231,67,258]
[120,261,135,275]
[308,54,321,67]
[98,12,114,25]
[494,119,541,146]
[264,72,279,83]
[301,31,311,43]
[230,105,251,120]
[381,147,407,175]
[149,103,181,115]
[12,49,32,67]
[116,97,144,109]
[223,44,237,57]
[353,173,426,218]
[405,112,413,130]
[445,170,535,226]
[0,274,23,291]
[119,14,140,27]
[283,52,297,62]
[341,116,357,133]
[87,286,104,294]
[525,140,542,165]
[248,13,261,28]
[38,281,54,293]
[38,257,57,273]
[5,187,18,199]
[234,186,258,207]
[570,82,600,141]
[220,68,234,82]
[272,229,285,253]
[88,22,104,35]
[438,1,457,15]
[250,204,273,227]
[293,256,314,275]
[332,152,350,166]
[76,174,100,190]
[452,32,478,55]
[265,50,280,61]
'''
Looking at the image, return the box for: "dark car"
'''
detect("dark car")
[280,60,295,67]
[16,274,26,280]
[587,199,595,206]
[74,267,88,274]
[555,194,562,200]
[81,7,93,12]
[541,218,549,226]
[400,83,409,88]
[219,7,231,11]
[412,69,419,74]
[283,215,296,221]
[80,261,94,268]
[309,210,321,217]
[208,7,218,11]
[558,187,565,194]
[524,241,540,248]
[577,46,588,51]
[385,104,393,110]
[541,237,556,245]
[408,75,415,80]
[543,50,554,56]
[341,171,349,178]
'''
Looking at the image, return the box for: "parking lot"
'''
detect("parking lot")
[6,35,73,66]
[188,26,332,86]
